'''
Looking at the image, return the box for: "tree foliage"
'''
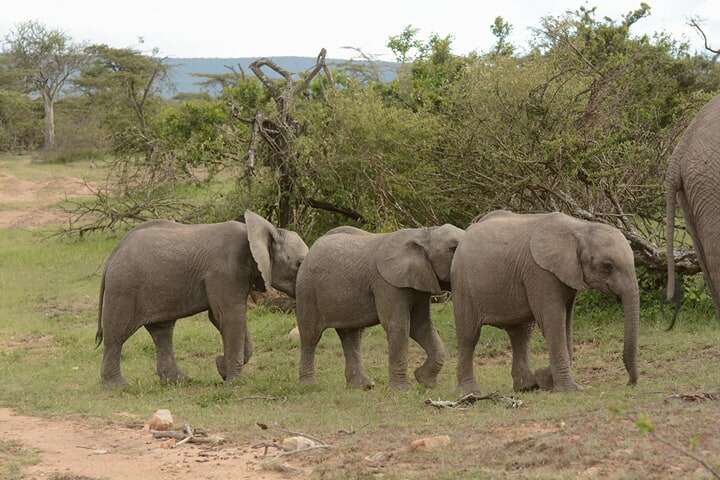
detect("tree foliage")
[3,21,87,149]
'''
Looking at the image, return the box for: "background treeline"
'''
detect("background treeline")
[2,5,720,300]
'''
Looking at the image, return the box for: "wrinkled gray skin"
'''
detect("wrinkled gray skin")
[452,210,639,394]
[296,224,465,390]
[666,94,720,320]
[97,210,308,387]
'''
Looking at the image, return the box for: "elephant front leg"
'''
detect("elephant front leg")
[506,323,538,392]
[337,328,374,390]
[146,320,188,384]
[537,308,580,392]
[378,307,411,390]
[410,301,445,388]
[208,298,248,382]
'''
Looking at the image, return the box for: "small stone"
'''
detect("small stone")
[281,436,317,451]
[147,409,174,431]
[410,435,451,451]
[287,327,300,343]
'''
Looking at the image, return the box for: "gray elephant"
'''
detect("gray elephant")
[451,210,639,394]
[295,224,465,390]
[666,94,720,320]
[97,211,308,387]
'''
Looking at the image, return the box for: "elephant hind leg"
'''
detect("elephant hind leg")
[337,328,374,390]
[298,327,322,385]
[506,322,537,392]
[101,342,127,388]
[146,320,188,384]
[99,298,137,387]
[410,301,445,388]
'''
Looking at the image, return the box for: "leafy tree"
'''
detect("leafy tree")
[75,44,170,156]
[491,16,514,56]
[4,21,87,149]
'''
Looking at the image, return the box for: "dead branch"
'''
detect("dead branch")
[689,18,720,61]
[307,198,365,222]
[236,395,287,402]
[276,444,333,457]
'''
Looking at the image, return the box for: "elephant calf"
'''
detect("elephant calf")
[295,224,464,390]
[97,210,308,387]
[451,210,639,394]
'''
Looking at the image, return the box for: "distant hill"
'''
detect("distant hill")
[164,57,398,96]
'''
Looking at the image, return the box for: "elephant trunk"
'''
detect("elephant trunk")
[621,286,640,385]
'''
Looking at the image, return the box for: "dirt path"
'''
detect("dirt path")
[0,171,94,228]
[0,409,290,479]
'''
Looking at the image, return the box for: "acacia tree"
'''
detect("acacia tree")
[4,21,86,150]
[75,44,170,158]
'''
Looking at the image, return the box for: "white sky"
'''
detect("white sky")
[1,0,718,60]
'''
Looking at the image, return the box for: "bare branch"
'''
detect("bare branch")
[689,17,720,60]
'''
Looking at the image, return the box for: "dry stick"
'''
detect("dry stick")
[276,445,333,457]
[236,395,287,402]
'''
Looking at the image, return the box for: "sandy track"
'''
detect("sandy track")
[0,409,288,479]
[0,171,94,228]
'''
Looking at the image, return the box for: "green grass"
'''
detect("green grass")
[0,440,38,480]
[0,227,719,478]
[0,155,719,478]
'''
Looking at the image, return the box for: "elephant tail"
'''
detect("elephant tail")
[96,268,106,348]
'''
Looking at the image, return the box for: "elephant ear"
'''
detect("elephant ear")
[530,214,588,291]
[245,210,279,290]
[376,229,442,294]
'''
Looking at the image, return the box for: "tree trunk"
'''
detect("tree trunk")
[42,90,55,150]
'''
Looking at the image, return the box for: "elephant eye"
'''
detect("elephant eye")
[450,246,457,253]
[601,261,614,273]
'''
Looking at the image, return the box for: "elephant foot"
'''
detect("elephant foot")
[553,381,582,393]
[534,367,554,391]
[414,365,440,389]
[101,375,128,389]
[299,376,316,386]
[215,355,227,381]
[346,376,375,391]
[389,378,410,391]
[512,374,539,392]
[458,379,481,395]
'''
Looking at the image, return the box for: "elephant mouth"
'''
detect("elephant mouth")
[438,280,452,292]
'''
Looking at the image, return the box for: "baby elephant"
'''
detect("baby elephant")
[97,211,308,387]
[296,224,464,390]
[451,210,639,394]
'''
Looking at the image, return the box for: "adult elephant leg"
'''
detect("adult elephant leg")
[337,328,374,390]
[209,309,252,380]
[146,320,188,384]
[409,300,445,388]
[680,191,720,318]
[506,322,537,392]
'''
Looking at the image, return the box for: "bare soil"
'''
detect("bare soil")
[0,171,94,228]
[0,409,287,480]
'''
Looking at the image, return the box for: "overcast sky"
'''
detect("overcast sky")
[1,0,718,60]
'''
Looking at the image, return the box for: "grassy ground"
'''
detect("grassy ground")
[0,154,719,479]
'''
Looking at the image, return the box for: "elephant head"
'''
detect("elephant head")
[377,224,465,294]
[530,213,639,385]
[245,210,309,298]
